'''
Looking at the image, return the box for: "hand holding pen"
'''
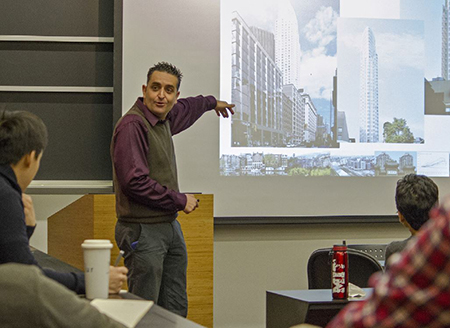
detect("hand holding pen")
[114,250,125,267]
[109,251,128,294]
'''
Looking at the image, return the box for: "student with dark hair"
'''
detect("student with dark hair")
[0,110,127,294]
[111,62,235,316]
[0,110,48,166]
[385,173,439,263]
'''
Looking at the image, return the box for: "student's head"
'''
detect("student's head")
[395,173,438,232]
[0,110,48,188]
[142,62,182,120]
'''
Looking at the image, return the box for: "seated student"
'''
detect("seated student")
[326,197,450,328]
[0,110,127,294]
[385,174,438,263]
[0,263,126,328]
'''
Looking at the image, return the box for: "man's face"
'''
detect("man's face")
[142,71,180,120]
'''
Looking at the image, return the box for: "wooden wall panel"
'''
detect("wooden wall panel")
[47,195,94,267]
[178,195,214,327]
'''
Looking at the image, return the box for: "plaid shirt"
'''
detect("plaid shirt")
[327,201,450,328]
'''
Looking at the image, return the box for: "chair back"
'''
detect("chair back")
[307,247,383,289]
[347,244,387,261]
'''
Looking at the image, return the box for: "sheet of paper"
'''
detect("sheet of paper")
[91,299,154,328]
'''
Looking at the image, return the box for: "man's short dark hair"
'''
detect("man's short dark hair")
[146,62,183,90]
[0,110,48,165]
[395,173,438,231]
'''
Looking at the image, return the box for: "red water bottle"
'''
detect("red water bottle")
[331,243,348,299]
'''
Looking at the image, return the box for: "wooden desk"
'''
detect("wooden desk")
[266,289,371,328]
[137,305,205,328]
[119,293,205,328]
[31,246,82,274]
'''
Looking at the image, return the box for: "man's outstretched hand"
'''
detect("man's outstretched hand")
[214,100,235,118]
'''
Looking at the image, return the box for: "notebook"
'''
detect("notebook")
[91,299,154,328]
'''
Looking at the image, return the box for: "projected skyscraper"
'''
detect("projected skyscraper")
[442,0,450,80]
[359,27,379,143]
[230,12,284,147]
[275,0,302,89]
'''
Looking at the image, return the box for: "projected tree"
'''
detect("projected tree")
[383,118,415,143]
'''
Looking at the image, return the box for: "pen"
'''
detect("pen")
[114,250,125,267]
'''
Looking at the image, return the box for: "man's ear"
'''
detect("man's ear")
[142,84,147,96]
[23,151,37,168]
[398,211,408,225]
[174,90,180,104]
[22,152,31,168]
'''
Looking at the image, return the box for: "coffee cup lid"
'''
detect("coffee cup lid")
[81,239,113,249]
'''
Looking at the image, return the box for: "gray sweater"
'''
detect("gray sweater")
[0,263,126,328]
[385,236,414,267]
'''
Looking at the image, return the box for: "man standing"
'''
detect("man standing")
[111,62,234,316]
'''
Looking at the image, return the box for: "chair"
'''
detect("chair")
[347,244,387,261]
[307,247,383,289]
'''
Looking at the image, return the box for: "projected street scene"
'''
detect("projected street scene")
[220,0,450,177]
[373,151,416,176]
[220,150,422,177]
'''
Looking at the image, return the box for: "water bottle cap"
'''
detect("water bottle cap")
[333,244,347,251]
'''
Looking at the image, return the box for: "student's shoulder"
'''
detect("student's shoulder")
[390,238,409,246]
[0,263,41,297]
[0,262,40,277]
[0,181,22,216]
[0,178,18,200]
[386,239,408,255]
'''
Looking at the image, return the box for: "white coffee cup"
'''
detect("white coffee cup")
[81,239,113,299]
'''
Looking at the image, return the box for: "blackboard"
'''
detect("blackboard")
[0,0,119,181]
[0,92,113,180]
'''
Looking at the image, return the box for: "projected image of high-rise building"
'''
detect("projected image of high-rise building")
[442,0,450,80]
[359,27,379,143]
[275,0,302,89]
[230,12,284,147]
[227,0,339,149]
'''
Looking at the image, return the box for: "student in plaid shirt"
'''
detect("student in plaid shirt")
[327,197,450,328]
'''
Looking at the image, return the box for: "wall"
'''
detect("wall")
[30,195,407,328]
